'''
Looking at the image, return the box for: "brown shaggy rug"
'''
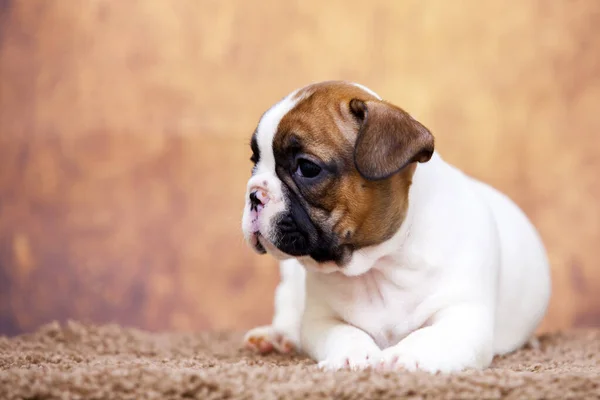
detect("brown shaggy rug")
[0,321,599,399]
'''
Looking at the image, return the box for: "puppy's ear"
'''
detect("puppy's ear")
[350,99,434,181]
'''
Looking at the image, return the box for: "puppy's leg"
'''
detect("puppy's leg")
[378,304,494,373]
[301,316,382,371]
[244,260,305,354]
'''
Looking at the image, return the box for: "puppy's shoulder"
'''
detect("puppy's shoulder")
[411,153,489,213]
[408,153,499,245]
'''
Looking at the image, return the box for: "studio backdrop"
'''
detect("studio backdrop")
[1,1,599,335]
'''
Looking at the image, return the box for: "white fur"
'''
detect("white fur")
[242,83,551,373]
[242,89,303,248]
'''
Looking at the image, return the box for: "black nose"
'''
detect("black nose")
[249,191,261,211]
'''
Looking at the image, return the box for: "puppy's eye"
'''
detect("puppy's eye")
[295,158,322,178]
[250,134,260,165]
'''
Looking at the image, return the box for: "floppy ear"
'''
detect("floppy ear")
[350,99,434,181]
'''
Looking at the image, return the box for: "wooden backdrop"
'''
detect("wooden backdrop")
[1,1,599,335]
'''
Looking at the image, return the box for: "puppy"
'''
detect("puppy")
[241,81,551,373]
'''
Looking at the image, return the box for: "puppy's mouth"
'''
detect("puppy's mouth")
[250,231,267,254]
[270,213,354,266]
[245,195,351,265]
[250,225,352,268]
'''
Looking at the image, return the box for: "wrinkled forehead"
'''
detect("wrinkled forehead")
[253,82,382,170]
[264,82,382,160]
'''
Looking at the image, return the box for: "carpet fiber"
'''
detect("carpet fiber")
[1,322,599,399]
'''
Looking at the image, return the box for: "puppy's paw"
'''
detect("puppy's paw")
[377,346,428,372]
[243,326,297,354]
[318,347,381,371]
[376,334,486,374]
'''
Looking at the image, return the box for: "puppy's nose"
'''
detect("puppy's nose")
[249,189,269,211]
[249,192,261,210]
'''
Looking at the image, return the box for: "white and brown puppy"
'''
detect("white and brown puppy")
[241,81,551,373]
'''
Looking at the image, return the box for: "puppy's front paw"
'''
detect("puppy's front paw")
[318,347,381,371]
[243,326,298,354]
[377,346,428,372]
[376,331,487,374]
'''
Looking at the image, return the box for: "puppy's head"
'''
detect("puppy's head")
[241,81,434,275]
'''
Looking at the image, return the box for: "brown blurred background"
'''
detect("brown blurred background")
[1,1,599,336]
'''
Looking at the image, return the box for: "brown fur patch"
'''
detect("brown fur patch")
[274,81,430,252]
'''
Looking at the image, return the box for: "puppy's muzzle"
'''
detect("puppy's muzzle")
[248,188,269,244]
[248,188,270,254]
